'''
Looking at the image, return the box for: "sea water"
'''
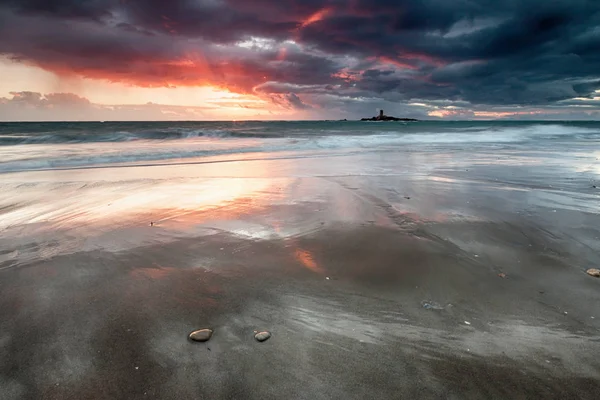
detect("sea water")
[1,120,599,173]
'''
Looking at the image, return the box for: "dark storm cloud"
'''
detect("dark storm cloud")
[5,91,91,107]
[0,0,600,116]
[270,93,312,110]
[0,0,118,21]
[0,7,340,92]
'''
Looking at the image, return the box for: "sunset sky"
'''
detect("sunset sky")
[1,0,600,121]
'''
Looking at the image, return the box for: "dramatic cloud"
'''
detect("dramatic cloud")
[1,0,600,118]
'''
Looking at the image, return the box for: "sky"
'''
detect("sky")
[1,0,600,121]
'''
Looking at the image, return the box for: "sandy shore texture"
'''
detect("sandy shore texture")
[1,147,600,399]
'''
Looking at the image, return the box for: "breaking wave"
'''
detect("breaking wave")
[1,121,599,173]
[0,121,599,146]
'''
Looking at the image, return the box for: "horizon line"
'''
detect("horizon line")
[1,119,600,123]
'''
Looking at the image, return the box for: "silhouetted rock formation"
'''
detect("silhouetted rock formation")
[361,109,418,122]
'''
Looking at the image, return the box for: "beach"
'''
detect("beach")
[1,121,600,399]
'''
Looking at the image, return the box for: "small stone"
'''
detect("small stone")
[586,268,600,277]
[254,331,271,342]
[498,273,506,278]
[326,277,330,280]
[464,321,471,325]
[421,300,444,310]
[189,329,213,342]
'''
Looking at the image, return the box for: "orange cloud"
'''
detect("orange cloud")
[300,7,332,29]
[331,69,361,81]
[474,110,546,118]
[23,55,267,94]
[377,56,418,70]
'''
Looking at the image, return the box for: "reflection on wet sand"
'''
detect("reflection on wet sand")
[0,161,293,270]
[0,178,271,231]
[130,265,177,280]
[293,248,323,274]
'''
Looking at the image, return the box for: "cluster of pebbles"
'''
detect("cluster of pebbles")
[188,329,271,343]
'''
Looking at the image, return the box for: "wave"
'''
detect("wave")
[1,121,599,146]
[0,128,285,145]
[1,122,599,173]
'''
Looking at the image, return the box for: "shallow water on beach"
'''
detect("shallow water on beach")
[1,121,599,262]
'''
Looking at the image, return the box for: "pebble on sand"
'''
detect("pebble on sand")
[254,331,271,342]
[189,329,213,342]
[586,268,600,277]
[422,301,444,310]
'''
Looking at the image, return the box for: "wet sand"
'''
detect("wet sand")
[1,149,600,399]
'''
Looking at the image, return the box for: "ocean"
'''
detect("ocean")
[1,120,599,173]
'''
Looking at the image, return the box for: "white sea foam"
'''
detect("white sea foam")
[0,122,598,172]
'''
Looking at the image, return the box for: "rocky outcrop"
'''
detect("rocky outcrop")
[361,109,418,122]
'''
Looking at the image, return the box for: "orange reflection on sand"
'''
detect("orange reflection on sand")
[130,265,177,280]
[294,248,324,274]
[158,196,263,230]
[107,178,269,230]
[270,219,282,235]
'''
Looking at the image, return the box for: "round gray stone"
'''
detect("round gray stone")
[254,331,271,342]
[189,329,213,342]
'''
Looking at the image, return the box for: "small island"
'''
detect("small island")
[361,110,418,122]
